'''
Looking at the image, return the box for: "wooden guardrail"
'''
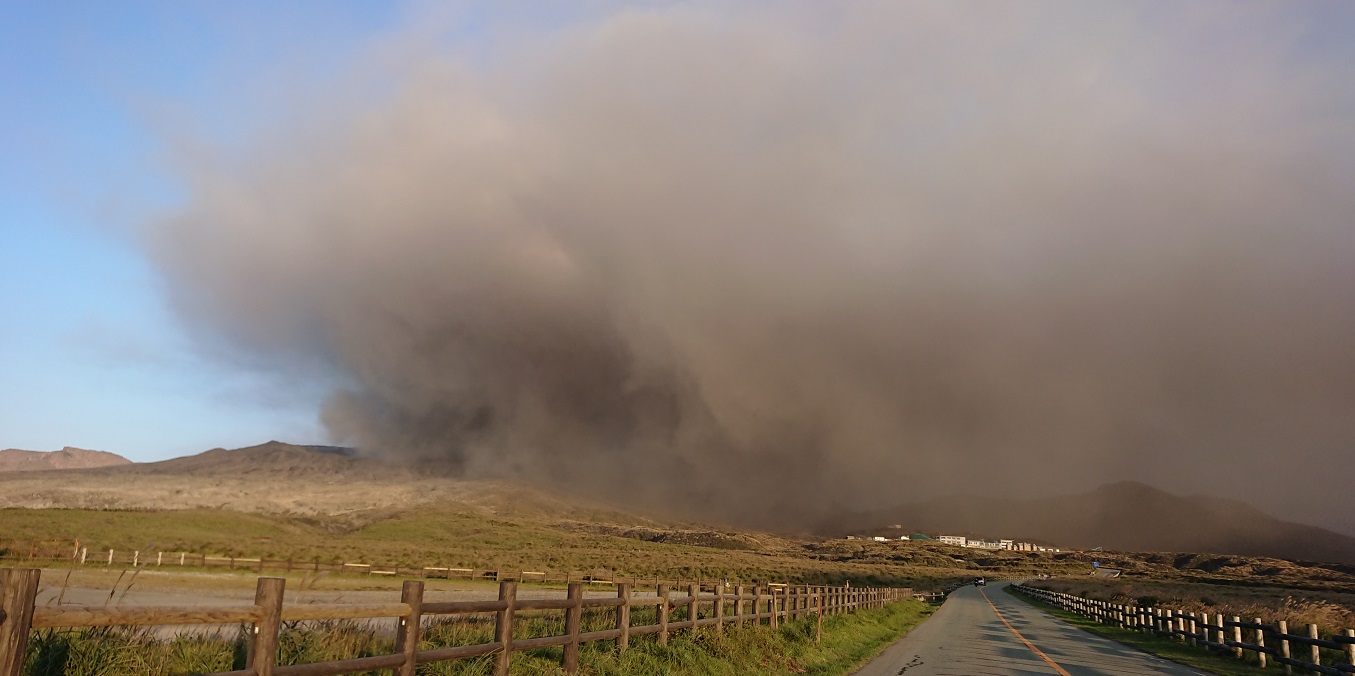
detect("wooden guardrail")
[0,568,911,676]
[1014,584,1355,675]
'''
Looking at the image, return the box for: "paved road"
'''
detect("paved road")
[854,582,1207,676]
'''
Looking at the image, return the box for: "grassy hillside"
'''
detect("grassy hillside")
[1,505,1090,588]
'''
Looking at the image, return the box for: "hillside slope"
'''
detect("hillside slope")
[828,482,1355,564]
[0,441,671,528]
[0,446,131,472]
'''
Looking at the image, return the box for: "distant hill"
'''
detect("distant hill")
[823,481,1355,564]
[0,441,661,527]
[0,446,131,472]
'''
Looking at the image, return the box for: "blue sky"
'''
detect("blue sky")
[0,2,410,460]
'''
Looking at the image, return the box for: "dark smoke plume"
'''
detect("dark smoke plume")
[150,3,1355,532]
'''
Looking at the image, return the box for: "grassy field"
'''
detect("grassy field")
[0,506,1087,590]
[23,597,936,675]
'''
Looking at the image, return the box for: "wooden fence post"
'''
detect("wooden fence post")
[0,569,40,676]
[562,582,583,674]
[1308,624,1320,669]
[1255,618,1266,668]
[816,589,823,646]
[248,577,285,676]
[657,584,670,645]
[688,584,699,633]
[769,588,779,629]
[494,581,517,676]
[735,585,746,626]
[713,584,724,634]
[1277,620,1292,676]
[615,584,631,654]
[1346,628,1355,669]
[1232,616,1243,659]
[396,580,424,676]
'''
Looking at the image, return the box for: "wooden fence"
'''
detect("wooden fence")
[1015,584,1355,675]
[0,568,911,676]
[0,540,772,590]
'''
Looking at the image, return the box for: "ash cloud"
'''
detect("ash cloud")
[150,3,1355,533]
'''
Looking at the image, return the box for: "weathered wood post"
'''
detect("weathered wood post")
[769,588,779,629]
[1216,612,1226,647]
[1346,628,1355,669]
[1308,623,1320,670]
[816,588,824,645]
[1255,618,1267,668]
[248,577,285,676]
[688,583,700,633]
[562,583,583,674]
[1276,620,1292,676]
[713,583,724,634]
[494,581,517,676]
[396,580,424,676]
[0,569,40,676]
[615,583,631,653]
[734,584,746,626]
[1232,616,1243,659]
[107,549,114,565]
[657,584,670,645]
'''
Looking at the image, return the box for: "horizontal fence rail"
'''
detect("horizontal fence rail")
[1014,584,1355,675]
[0,568,911,676]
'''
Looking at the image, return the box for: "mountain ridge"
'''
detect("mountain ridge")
[5,441,1354,564]
[0,446,131,472]
[824,480,1355,564]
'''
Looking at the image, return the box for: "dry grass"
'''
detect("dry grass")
[3,507,1090,591]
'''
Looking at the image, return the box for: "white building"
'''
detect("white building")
[965,539,1003,550]
[938,535,967,547]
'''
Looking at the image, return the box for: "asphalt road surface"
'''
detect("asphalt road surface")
[854,582,1208,676]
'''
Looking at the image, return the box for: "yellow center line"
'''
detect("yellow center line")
[981,587,1072,676]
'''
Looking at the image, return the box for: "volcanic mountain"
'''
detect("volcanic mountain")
[825,481,1355,564]
[0,446,131,472]
[0,441,655,526]
[6,441,1355,564]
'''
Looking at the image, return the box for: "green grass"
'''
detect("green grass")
[1,507,1020,588]
[23,600,935,675]
[1005,586,1274,676]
